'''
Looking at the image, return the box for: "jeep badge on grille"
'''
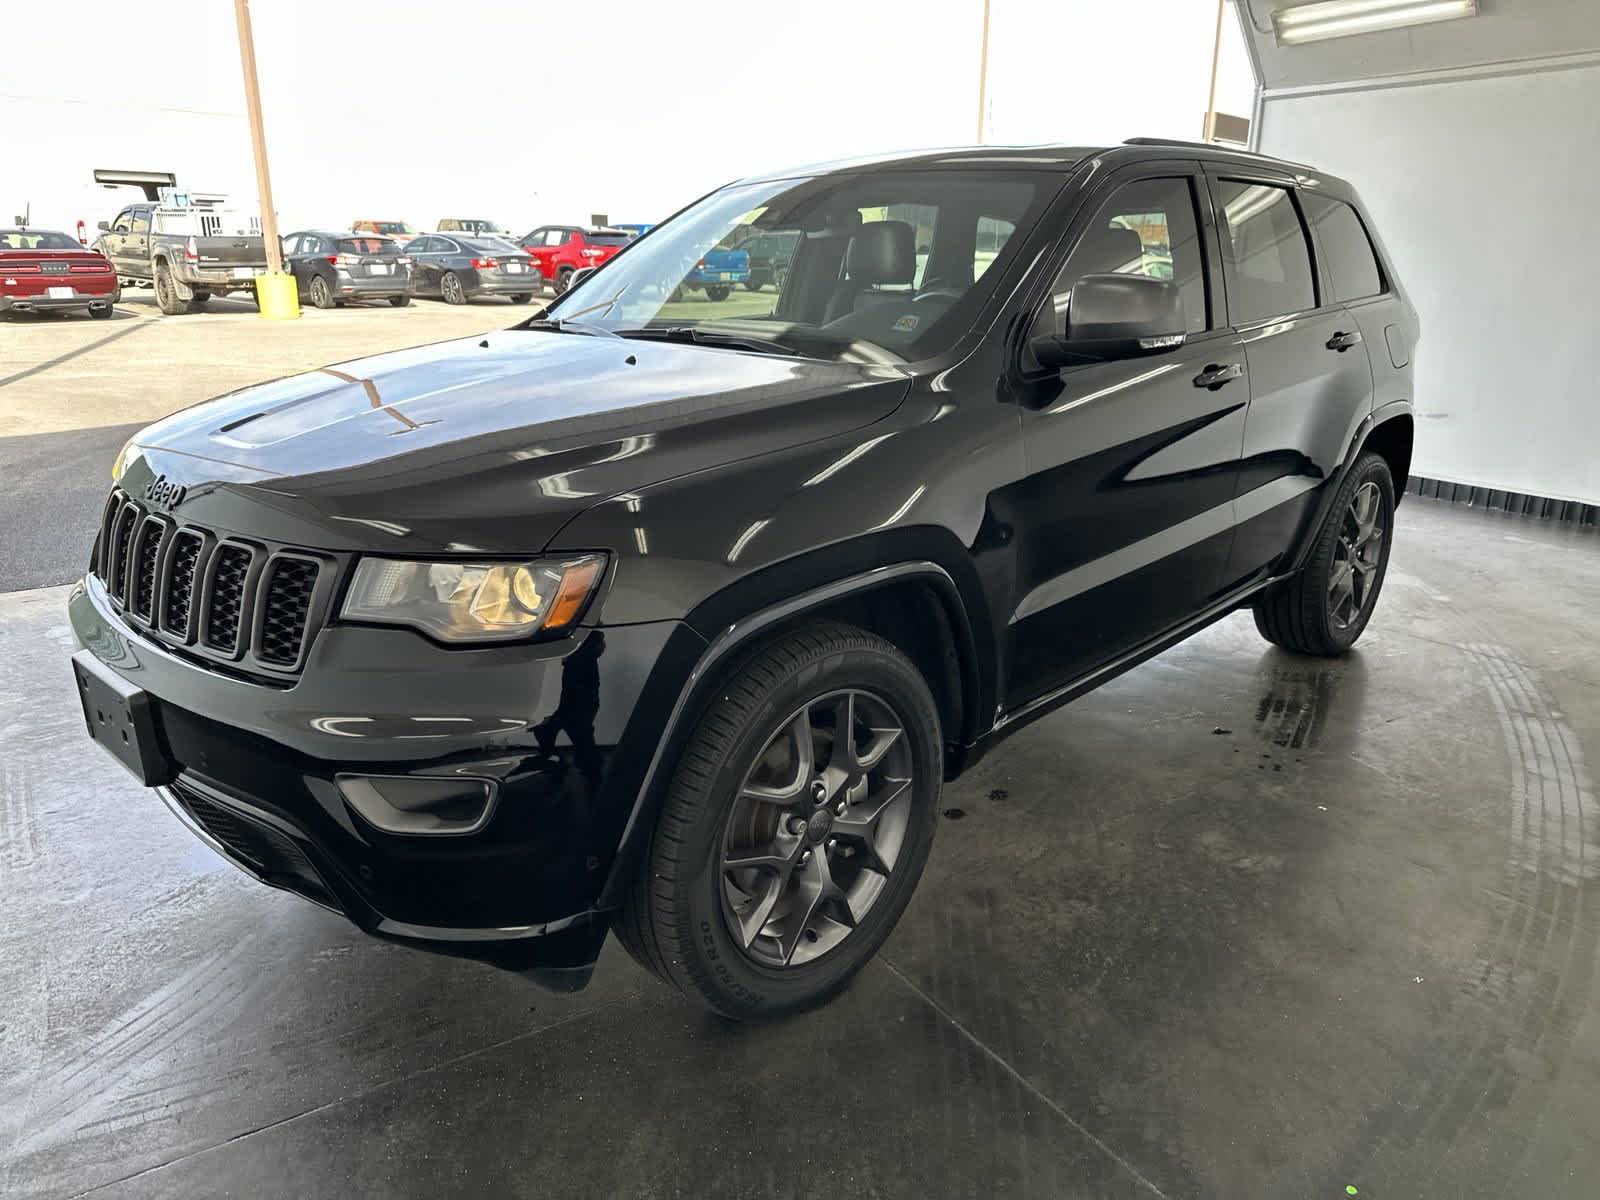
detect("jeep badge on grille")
[143,475,187,510]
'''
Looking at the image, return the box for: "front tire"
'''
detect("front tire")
[615,622,942,1020]
[1253,451,1395,656]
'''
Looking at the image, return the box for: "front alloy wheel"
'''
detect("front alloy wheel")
[614,622,942,1019]
[719,689,913,967]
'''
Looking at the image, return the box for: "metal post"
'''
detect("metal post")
[232,0,283,276]
[1203,0,1226,142]
[976,0,992,144]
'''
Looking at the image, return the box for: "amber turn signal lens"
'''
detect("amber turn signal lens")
[545,557,605,631]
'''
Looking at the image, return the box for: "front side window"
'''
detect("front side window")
[540,169,1047,363]
[1037,176,1209,340]
[112,212,133,235]
[1214,180,1316,323]
[130,209,150,235]
[1300,193,1383,302]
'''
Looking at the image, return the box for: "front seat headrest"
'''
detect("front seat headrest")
[1077,224,1145,276]
[846,220,915,286]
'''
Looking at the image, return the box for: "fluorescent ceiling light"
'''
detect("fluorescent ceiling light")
[1273,0,1477,45]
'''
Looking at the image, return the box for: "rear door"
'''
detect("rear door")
[1207,169,1375,585]
[1007,161,1248,708]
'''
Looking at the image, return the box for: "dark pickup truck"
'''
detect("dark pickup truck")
[96,202,268,314]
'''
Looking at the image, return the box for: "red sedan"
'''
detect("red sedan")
[1,228,118,319]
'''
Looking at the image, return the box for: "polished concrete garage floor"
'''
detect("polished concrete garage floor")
[3,498,1597,1199]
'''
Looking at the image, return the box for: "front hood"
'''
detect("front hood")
[121,330,910,554]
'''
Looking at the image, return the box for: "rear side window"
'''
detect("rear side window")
[1300,193,1383,302]
[1213,180,1316,323]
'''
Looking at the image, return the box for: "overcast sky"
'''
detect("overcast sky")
[3,0,1254,232]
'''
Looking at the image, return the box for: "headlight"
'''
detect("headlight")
[111,436,138,482]
[340,555,606,643]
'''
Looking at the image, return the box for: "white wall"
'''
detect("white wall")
[1247,2,1600,505]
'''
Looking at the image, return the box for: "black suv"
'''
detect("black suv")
[70,141,1416,1018]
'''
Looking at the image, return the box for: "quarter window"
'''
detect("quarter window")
[1042,176,1210,338]
[1300,193,1383,302]
[1213,180,1316,322]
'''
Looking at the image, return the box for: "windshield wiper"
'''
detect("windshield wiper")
[520,316,622,340]
[613,327,800,357]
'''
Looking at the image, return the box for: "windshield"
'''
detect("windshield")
[0,229,81,250]
[538,169,1046,363]
[374,222,413,235]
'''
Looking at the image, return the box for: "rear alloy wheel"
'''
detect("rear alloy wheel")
[615,622,942,1019]
[441,272,467,305]
[309,275,335,309]
[1253,451,1395,656]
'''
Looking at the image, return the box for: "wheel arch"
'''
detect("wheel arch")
[594,542,994,911]
[1289,403,1413,573]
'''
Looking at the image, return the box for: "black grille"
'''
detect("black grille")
[173,784,337,910]
[130,520,165,620]
[163,531,203,636]
[258,557,319,666]
[204,544,253,654]
[91,489,329,676]
[111,503,139,600]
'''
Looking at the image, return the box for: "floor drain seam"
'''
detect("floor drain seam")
[879,956,1171,1198]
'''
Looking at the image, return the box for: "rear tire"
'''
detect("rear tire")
[1253,451,1395,656]
[88,305,112,320]
[705,284,731,302]
[509,292,532,304]
[389,294,411,307]
[309,275,335,309]
[553,266,574,296]
[441,272,467,305]
[153,262,186,315]
[614,621,943,1020]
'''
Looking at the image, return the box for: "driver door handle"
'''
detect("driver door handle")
[1193,362,1244,390]
[1327,329,1363,352]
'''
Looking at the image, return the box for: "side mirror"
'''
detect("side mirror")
[97,220,111,232]
[569,265,597,289]
[1032,273,1186,368]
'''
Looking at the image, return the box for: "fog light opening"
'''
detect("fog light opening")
[337,774,497,836]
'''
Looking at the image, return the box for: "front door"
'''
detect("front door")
[1206,172,1376,584]
[1006,165,1247,710]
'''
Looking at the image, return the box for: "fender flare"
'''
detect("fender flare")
[594,559,981,910]
[1288,400,1413,573]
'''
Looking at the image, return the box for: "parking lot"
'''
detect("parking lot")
[4,287,1599,1196]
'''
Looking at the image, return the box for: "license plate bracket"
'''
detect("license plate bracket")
[73,649,175,786]
[47,286,74,299]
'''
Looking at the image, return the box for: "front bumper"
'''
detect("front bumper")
[69,575,702,982]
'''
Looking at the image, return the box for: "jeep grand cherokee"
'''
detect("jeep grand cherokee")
[70,140,1417,1018]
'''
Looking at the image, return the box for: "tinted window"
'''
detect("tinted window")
[1301,193,1383,301]
[1214,180,1315,322]
[131,210,150,235]
[974,215,1015,283]
[340,237,396,256]
[584,230,632,246]
[1041,176,1209,337]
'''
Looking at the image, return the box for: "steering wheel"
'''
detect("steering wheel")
[913,281,965,304]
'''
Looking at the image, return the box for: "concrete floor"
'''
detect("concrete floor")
[2,497,1597,1198]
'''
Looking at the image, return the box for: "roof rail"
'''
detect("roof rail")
[1120,137,1313,171]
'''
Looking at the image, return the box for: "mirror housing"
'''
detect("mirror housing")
[568,265,597,289]
[1032,273,1186,368]
[97,220,111,232]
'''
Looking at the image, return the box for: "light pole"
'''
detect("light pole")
[976,0,992,144]
[1203,0,1226,142]
[232,0,298,317]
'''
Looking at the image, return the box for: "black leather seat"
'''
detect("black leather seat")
[823,220,915,323]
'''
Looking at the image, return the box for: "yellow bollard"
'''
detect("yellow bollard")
[254,271,300,320]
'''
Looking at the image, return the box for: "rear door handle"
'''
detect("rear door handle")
[1193,362,1244,390]
[1327,330,1363,352]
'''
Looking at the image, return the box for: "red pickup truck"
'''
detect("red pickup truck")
[1,228,118,318]
[517,225,633,294]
